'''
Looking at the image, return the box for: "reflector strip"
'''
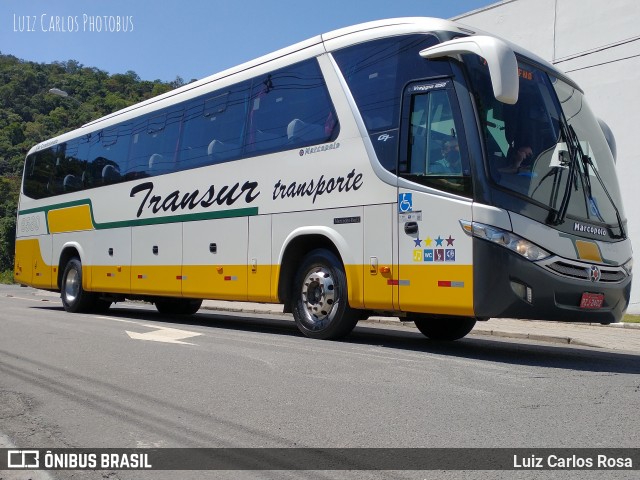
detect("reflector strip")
[387,279,410,286]
[438,281,464,288]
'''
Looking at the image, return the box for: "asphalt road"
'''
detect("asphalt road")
[1,284,639,480]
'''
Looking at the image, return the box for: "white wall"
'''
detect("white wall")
[454,0,640,313]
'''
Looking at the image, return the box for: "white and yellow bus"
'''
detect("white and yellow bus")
[15,18,633,340]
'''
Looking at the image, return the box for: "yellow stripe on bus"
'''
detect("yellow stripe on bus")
[398,264,474,316]
[48,205,94,233]
[14,240,470,316]
[91,265,132,294]
[14,238,55,289]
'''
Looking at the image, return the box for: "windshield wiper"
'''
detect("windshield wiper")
[547,118,626,239]
[568,125,602,222]
[546,118,578,226]
[567,124,626,239]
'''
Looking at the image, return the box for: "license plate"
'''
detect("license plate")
[580,292,604,309]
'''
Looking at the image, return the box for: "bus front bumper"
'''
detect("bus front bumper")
[473,239,632,324]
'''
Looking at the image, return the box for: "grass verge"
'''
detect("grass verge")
[0,270,15,284]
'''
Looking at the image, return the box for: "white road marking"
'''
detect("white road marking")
[94,315,140,325]
[125,324,202,345]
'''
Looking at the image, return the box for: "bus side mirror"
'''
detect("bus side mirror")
[419,35,519,105]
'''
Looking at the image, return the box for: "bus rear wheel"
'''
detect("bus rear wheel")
[155,298,202,315]
[61,257,96,313]
[411,316,476,341]
[291,249,358,340]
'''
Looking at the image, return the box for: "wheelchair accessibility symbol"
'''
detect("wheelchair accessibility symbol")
[399,193,413,213]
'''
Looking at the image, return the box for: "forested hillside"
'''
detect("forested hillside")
[0,52,179,279]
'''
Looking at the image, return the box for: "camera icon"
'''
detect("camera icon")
[7,450,40,469]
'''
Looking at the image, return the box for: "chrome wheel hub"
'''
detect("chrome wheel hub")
[301,267,335,325]
[64,268,80,303]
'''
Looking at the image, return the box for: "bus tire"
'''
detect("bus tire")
[291,248,358,340]
[411,316,476,341]
[61,257,95,313]
[155,298,202,315]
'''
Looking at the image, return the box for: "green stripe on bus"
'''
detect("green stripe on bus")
[96,207,259,229]
[20,199,91,233]
[19,199,259,232]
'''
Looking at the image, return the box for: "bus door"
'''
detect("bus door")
[396,79,474,316]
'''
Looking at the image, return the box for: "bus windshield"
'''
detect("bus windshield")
[465,55,625,233]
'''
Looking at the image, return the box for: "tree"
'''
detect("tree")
[0,53,174,278]
[0,177,19,272]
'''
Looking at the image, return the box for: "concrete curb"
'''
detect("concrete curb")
[469,329,601,348]
[199,303,638,348]
[200,303,640,329]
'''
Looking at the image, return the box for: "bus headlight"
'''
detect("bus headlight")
[460,221,551,261]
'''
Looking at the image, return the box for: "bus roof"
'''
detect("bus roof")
[30,17,578,155]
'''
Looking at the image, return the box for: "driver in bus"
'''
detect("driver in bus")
[499,143,534,174]
[498,100,537,174]
[431,138,462,174]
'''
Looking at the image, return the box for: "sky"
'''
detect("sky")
[0,0,496,83]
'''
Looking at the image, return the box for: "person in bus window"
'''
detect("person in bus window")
[499,99,537,174]
[431,138,462,174]
[499,143,533,174]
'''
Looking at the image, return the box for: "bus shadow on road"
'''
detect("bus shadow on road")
[349,325,640,375]
[32,303,640,375]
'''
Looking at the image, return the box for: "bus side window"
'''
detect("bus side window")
[246,59,336,155]
[53,140,86,192]
[407,90,461,175]
[178,82,249,170]
[179,99,207,168]
[332,34,450,173]
[128,116,152,177]
[44,142,87,195]
[86,124,131,186]
[128,107,182,178]
[23,148,56,199]
[402,89,472,196]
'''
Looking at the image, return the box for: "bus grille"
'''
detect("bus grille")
[546,261,626,283]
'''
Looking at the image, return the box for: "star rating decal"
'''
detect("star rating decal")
[411,235,453,247]
[407,232,458,263]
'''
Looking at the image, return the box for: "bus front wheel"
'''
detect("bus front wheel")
[61,257,96,313]
[155,298,202,315]
[291,249,358,340]
[410,316,476,341]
